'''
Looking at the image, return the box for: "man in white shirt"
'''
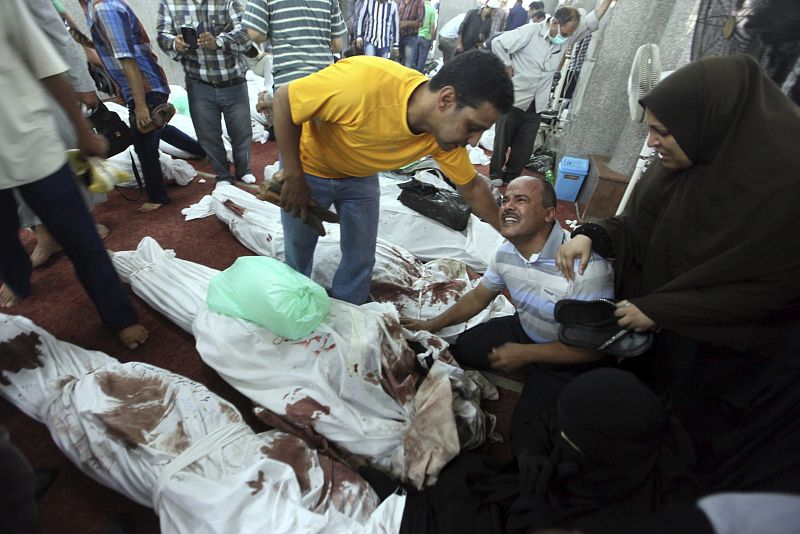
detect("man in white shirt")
[0,0,148,349]
[489,1,613,184]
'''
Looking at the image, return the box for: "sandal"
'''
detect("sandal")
[554,299,653,358]
[138,103,176,133]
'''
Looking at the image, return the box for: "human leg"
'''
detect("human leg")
[128,92,170,207]
[160,124,206,158]
[400,35,418,68]
[415,37,431,72]
[219,82,253,180]
[364,42,377,56]
[489,108,521,182]
[331,175,379,304]
[0,189,32,306]
[503,104,542,179]
[451,314,533,369]
[280,174,336,278]
[185,77,231,180]
[438,36,456,62]
[18,164,141,336]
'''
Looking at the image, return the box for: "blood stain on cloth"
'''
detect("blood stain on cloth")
[285,396,331,427]
[369,282,417,304]
[96,371,185,450]
[425,280,467,305]
[260,434,313,493]
[0,332,44,385]
[246,470,266,495]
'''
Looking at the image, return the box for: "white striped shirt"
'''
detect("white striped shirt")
[480,222,615,343]
[357,0,399,48]
[243,0,346,88]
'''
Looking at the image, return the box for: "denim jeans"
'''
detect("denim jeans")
[281,173,379,305]
[414,37,432,72]
[185,77,252,180]
[0,164,138,331]
[128,91,171,204]
[160,124,206,158]
[399,35,418,68]
[364,42,391,58]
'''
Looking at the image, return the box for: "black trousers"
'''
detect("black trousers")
[452,314,606,456]
[0,164,138,331]
[489,101,542,182]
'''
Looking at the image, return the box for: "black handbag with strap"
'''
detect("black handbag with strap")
[86,102,133,157]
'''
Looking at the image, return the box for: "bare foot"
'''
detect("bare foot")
[96,223,110,239]
[0,284,21,308]
[118,324,148,349]
[30,226,62,268]
[138,202,163,213]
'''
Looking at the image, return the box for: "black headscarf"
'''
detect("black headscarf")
[598,54,800,351]
[507,368,697,532]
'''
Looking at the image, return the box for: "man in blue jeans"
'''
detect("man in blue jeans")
[397,0,424,67]
[157,0,255,185]
[82,0,204,212]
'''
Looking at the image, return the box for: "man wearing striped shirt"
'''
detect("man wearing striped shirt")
[356,0,400,58]
[242,0,346,89]
[397,0,425,67]
[157,0,255,184]
[402,176,614,374]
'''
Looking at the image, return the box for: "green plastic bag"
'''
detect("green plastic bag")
[171,94,190,116]
[207,257,330,340]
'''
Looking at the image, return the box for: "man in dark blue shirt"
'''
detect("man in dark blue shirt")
[505,0,527,30]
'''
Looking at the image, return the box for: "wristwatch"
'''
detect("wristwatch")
[215,36,223,49]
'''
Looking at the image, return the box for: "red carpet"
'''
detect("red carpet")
[1,140,574,533]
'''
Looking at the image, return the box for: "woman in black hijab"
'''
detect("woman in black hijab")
[555,54,800,493]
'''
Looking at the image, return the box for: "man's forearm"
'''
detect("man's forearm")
[40,73,93,138]
[515,341,600,365]
[427,286,497,332]
[119,58,148,110]
[457,174,501,232]
[273,85,303,175]
[595,0,613,20]
[246,28,268,43]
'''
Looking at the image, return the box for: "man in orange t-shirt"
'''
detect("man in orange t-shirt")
[270,49,513,304]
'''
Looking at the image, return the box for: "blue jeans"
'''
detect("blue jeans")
[399,35,418,68]
[364,42,391,58]
[128,91,171,204]
[160,124,205,158]
[0,164,138,331]
[281,174,379,305]
[414,37,432,72]
[185,77,252,180]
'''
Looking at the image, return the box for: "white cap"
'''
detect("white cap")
[486,0,501,8]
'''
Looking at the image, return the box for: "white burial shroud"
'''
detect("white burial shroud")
[0,314,405,534]
[204,181,515,341]
[113,238,499,489]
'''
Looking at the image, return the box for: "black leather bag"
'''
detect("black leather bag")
[397,178,472,231]
[87,102,133,157]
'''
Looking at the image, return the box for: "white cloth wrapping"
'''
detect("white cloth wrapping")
[113,237,497,488]
[184,172,505,272]
[377,171,506,272]
[245,69,272,144]
[107,146,197,187]
[207,182,514,341]
[0,314,405,534]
